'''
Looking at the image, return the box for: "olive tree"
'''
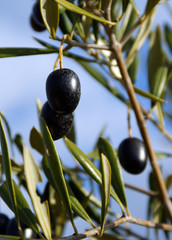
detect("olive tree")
[0,0,172,239]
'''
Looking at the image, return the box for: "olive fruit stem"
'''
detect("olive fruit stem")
[107,28,172,220]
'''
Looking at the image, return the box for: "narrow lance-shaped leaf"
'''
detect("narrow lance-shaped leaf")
[42,155,95,227]
[0,181,40,235]
[23,146,52,240]
[0,48,57,58]
[126,9,155,68]
[40,117,77,234]
[0,117,23,237]
[64,137,125,213]
[122,0,130,12]
[100,153,111,237]
[40,0,59,38]
[98,137,128,212]
[54,0,115,25]
[144,0,160,16]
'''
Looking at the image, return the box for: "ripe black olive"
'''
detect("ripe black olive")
[5,217,38,238]
[46,68,81,114]
[0,213,9,234]
[30,1,46,32]
[40,101,74,140]
[117,137,147,174]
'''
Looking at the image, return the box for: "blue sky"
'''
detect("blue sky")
[0,0,172,238]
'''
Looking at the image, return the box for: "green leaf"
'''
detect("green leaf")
[98,137,128,210]
[40,0,59,38]
[122,0,130,12]
[39,117,77,234]
[148,26,169,94]
[0,154,23,174]
[54,0,115,25]
[164,24,172,53]
[42,155,95,227]
[126,9,155,68]
[13,134,24,155]
[144,0,160,16]
[0,48,57,58]
[29,127,44,155]
[0,117,22,236]
[100,153,111,237]
[67,182,96,228]
[0,112,14,156]
[128,53,139,83]
[23,146,52,240]
[64,137,125,213]
[78,61,128,105]
[0,181,40,235]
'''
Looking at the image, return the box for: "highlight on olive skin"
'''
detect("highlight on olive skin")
[40,101,74,141]
[117,137,147,174]
[46,68,81,115]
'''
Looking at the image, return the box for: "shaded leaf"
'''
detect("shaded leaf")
[42,154,95,227]
[0,181,40,234]
[128,53,139,83]
[64,137,125,213]
[29,127,44,155]
[0,48,57,58]
[0,117,22,235]
[23,146,52,240]
[39,117,77,234]
[0,154,23,174]
[100,153,111,237]
[145,0,160,16]
[13,134,23,155]
[54,0,115,25]
[122,0,130,12]
[164,24,172,53]
[40,0,59,38]
[98,137,128,210]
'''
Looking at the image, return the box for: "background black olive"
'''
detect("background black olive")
[117,137,147,174]
[46,68,81,114]
[0,213,9,235]
[30,1,46,32]
[40,101,74,140]
[5,217,38,238]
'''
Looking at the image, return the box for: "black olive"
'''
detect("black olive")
[118,137,147,174]
[40,101,74,141]
[46,68,81,114]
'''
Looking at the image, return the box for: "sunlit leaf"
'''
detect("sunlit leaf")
[40,117,77,234]
[23,146,52,240]
[29,127,44,155]
[98,137,128,210]
[0,181,40,234]
[54,0,115,25]
[40,0,59,38]
[100,153,111,237]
